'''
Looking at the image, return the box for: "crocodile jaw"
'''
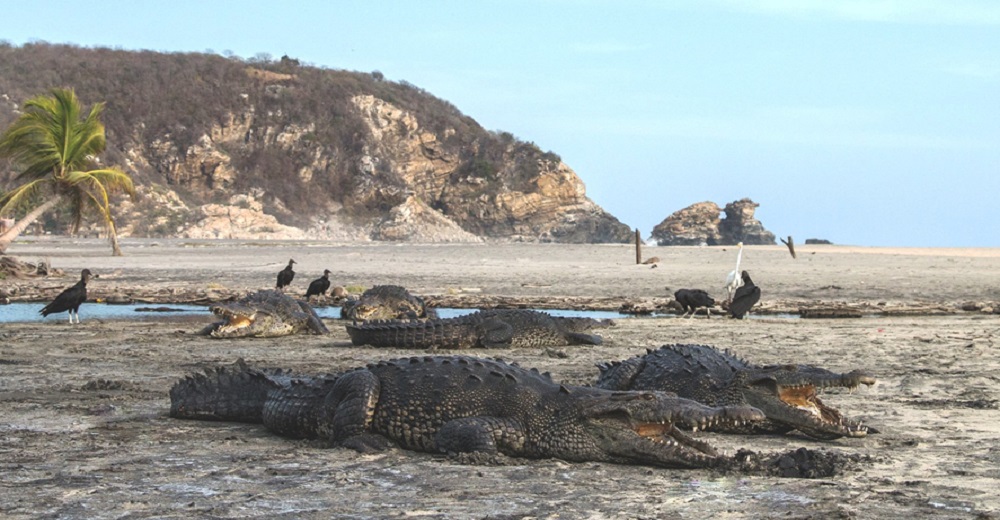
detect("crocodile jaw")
[353,304,422,321]
[583,397,766,468]
[209,312,258,338]
[746,383,871,439]
[208,307,283,338]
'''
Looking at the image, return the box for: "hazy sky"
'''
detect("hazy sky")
[3,1,998,246]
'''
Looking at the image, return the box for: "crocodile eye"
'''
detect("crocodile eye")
[641,393,655,400]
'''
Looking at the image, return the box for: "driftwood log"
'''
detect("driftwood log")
[780,236,797,259]
[0,257,59,279]
[799,307,863,319]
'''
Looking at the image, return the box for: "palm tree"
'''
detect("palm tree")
[0,88,134,256]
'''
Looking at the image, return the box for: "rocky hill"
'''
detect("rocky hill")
[0,43,631,243]
[650,198,776,246]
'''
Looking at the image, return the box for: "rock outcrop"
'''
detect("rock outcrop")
[370,196,482,243]
[0,44,631,244]
[651,198,776,246]
[649,202,722,246]
[719,199,775,245]
[181,194,307,240]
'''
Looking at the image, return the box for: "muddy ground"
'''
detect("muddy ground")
[1,238,999,519]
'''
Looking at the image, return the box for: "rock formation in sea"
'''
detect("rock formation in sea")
[650,198,776,246]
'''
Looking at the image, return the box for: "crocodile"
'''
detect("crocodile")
[169,355,765,468]
[345,309,614,349]
[199,289,329,338]
[596,344,876,440]
[340,284,437,321]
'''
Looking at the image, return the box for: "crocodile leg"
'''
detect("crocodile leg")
[319,370,391,452]
[563,332,604,345]
[435,416,527,456]
[477,318,515,348]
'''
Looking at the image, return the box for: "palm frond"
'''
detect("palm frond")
[74,182,118,236]
[51,89,80,165]
[68,168,136,197]
[0,115,61,180]
[65,189,87,234]
[66,169,134,236]
[0,179,55,216]
[65,103,107,167]
[0,88,107,181]
[66,171,110,210]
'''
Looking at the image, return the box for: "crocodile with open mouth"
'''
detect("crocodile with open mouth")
[595,344,876,439]
[198,289,329,338]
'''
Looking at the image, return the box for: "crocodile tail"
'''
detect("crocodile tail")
[296,300,330,334]
[169,359,279,423]
[347,320,474,349]
[346,320,430,348]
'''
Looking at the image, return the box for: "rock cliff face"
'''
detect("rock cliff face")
[346,95,625,243]
[0,45,632,243]
[651,198,776,246]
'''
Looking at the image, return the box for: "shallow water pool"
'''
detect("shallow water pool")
[0,303,631,323]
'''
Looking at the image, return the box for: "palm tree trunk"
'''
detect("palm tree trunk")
[0,196,63,255]
[109,218,123,256]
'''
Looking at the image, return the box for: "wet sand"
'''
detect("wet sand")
[1,238,999,518]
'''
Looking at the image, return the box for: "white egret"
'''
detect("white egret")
[724,242,744,303]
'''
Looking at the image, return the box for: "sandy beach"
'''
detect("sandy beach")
[2,237,999,518]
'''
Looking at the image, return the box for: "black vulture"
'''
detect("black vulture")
[673,288,715,318]
[276,259,296,290]
[40,269,94,323]
[729,270,761,319]
[305,269,332,300]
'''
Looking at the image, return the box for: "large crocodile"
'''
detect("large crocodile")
[345,309,613,349]
[170,356,765,468]
[596,344,876,439]
[340,284,437,321]
[199,289,329,338]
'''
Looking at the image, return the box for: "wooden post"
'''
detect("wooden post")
[780,235,797,259]
[635,229,642,264]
